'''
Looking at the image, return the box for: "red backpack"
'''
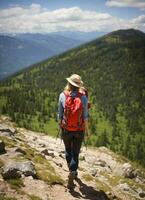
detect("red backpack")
[61,91,85,131]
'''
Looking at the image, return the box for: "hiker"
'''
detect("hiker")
[58,74,90,189]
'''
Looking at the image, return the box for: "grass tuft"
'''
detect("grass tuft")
[7,178,24,190]
[82,174,93,182]
[0,195,17,200]
[29,195,43,200]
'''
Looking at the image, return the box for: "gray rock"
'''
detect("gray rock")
[32,136,37,141]
[139,191,145,198]
[41,149,55,158]
[53,159,63,168]
[59,153,65,159]
[39,143,46,147]
[117,183,131,192]
[1,166,21,179]
[90,169,98,177]
[15,147,26,155]
[122,163,137,178]
[1,161,36,179]
[0,140,6,154]
[94,159,107,167]
[17,161,36,177]
[0,124,16,137]
[106,192,117,199]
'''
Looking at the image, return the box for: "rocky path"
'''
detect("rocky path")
[0,117,145,200]
[19,129,110,200]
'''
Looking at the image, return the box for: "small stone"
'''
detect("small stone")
[80,155,85,161]
[106,192,117,199]
[122,163,137,179]
[139,192,145,198]
[95,159,106,167]
[33,137,37,141]
[41,149,49,155]
[15,147,26,155]
[53,160,63,168]
[39,143,46,147]
[41,149,55,158]
[117,183,131,192]
[59,153,65,159]
[0,140,6,154]
[91,169,98,177]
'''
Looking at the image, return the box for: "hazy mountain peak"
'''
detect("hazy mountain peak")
[102,28,145,43]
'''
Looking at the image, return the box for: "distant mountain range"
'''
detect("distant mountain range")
[52,31,106,42]
[0,31,106,80]
[0,28,145,167]
[0,33,83,80]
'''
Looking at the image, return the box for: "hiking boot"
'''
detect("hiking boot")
[67,171,76,189]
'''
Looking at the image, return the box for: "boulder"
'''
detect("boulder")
[17,161,36,177]
[15,147,26,155]
[122,163,137,179]
[1,161,36,179]
[0,140,6,154]
[0,124,15,137]
[1,165,21,179]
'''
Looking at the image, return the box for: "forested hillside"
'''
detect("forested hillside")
[0,29,145,167]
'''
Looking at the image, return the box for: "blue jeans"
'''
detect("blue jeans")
[62,129,84,172]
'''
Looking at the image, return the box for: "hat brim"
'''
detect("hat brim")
[66,78,83,88]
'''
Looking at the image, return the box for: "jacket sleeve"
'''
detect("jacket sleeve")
[58,92,65,120]
[81,95,89,120]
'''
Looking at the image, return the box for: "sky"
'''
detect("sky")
[0,0,145,34]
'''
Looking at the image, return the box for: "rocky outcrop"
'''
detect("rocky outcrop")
[0,124,15,137]
[122,163,138,178]
[1,161,36,179]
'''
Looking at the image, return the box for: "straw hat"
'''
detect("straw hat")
[66,74,83,88]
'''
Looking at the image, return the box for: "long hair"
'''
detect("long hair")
[64,83,79,93]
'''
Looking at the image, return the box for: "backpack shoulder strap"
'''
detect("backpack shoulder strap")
[63,91,70,98]
[77,92,83,99]
[63,91,83,99]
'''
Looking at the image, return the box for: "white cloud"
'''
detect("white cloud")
[131,15,145,29]
[0,4,144,34]
[106,0,145,10]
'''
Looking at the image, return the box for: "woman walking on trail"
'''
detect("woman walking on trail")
[58,74,89,189]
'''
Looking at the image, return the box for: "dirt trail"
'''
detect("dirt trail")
[20,129,110,200]
[1,119,144,200]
